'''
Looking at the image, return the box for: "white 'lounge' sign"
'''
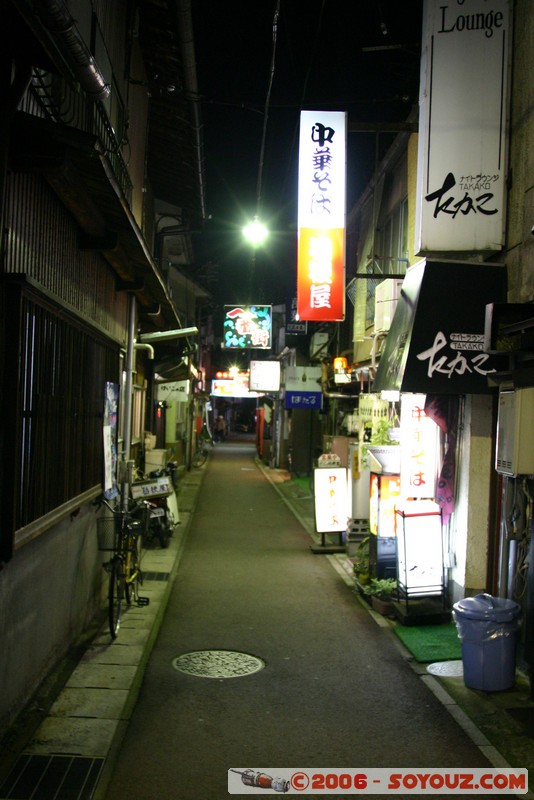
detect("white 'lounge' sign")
[415,0,511,253]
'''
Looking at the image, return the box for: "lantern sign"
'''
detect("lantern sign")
[400,393,439,500]
[223,305,272,349]
[297,110,347,322]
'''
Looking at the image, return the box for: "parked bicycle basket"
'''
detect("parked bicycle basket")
[97,517,120,551]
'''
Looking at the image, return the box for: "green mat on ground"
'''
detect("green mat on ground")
[393,623,462,663]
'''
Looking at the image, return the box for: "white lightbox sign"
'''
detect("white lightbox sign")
[285,365,322,392]
[415,0,511,253]
[249,360,281,392]
[314,467,348,533]
[156,380,190,402]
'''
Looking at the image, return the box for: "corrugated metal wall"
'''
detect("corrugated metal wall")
[3,171,128,344]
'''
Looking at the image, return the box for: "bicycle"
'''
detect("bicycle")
[97,498,150,638]
[192,437,211,468]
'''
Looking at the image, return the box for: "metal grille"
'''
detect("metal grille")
[0,754,104,800]
[1,281,120,554]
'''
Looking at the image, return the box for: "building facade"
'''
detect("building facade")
[0,0,207,732]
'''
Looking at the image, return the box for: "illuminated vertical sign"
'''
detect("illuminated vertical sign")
[400,393,439,500]
[415,0,511,253]
[297,110,346,322]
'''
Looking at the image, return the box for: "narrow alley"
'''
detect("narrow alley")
[100,439,496,799]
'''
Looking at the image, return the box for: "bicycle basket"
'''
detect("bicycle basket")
[97,517,119,551]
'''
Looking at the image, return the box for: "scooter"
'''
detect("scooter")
[131,463,177,548]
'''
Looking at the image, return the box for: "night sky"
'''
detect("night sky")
[191,0,423,306]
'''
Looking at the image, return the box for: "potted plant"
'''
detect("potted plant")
[352,536,370,586]
[361,418,400,473]
[363,578,398,615]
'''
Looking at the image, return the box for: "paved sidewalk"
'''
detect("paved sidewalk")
[0,469,207,800]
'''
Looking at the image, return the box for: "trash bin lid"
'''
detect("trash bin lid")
[453,593,521,622]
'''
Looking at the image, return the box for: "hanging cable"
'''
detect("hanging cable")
[255,0,281,219]
[280,0,327,198]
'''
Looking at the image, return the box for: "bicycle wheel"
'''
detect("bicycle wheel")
[192,447,207,468]
[125,533,143,605]
[108,556,124,639]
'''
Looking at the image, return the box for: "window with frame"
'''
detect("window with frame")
[1,280,120,561]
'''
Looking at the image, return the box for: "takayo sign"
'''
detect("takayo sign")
[415,0,511,253]
[223,305,272,350]
[297,110,346,322]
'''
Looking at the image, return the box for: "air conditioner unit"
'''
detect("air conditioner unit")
[496,388,534,476]
[374,278,404,333]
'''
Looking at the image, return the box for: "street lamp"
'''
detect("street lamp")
[242,217,269,247]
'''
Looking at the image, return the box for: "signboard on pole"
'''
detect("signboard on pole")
[314,467,348,533]
[297,110,346,322]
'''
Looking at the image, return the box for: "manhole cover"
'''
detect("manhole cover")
[427,660,464,677]
[172,650,265,678]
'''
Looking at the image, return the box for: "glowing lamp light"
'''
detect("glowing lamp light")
[333,357,348,371]
[242,218,268,247]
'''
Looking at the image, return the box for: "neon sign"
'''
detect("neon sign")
[223,305,272,349]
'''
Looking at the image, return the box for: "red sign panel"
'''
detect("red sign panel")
[297,227,345,321]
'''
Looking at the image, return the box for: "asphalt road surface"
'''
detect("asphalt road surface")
[102,440,494,799]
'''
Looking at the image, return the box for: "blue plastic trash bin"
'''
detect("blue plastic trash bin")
[452,593,521,691]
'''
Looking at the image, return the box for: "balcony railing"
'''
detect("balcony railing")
[21,68,133,204]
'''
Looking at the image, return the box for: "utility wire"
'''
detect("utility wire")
[281,0,327,198]
[255,0,281,218]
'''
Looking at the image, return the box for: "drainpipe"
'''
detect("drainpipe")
[34,0,111,101]
[320,364,361,400]
[134,342,154,361]
[121,294,137,511]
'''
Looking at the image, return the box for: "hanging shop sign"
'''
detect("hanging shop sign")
[314,467,348,533]
[415,0,511,253]
[373,259,507,394]
[156,380,190,402]
[211,378,259,398]
[400,394,440,500]
[297,110,346,322]
[223,305,272,349]
[285,392,322,410]
[249,360,281,392]
[284,364,323,409]
[286,296,307,334]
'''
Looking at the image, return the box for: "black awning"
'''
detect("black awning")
[373,259,507,394]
